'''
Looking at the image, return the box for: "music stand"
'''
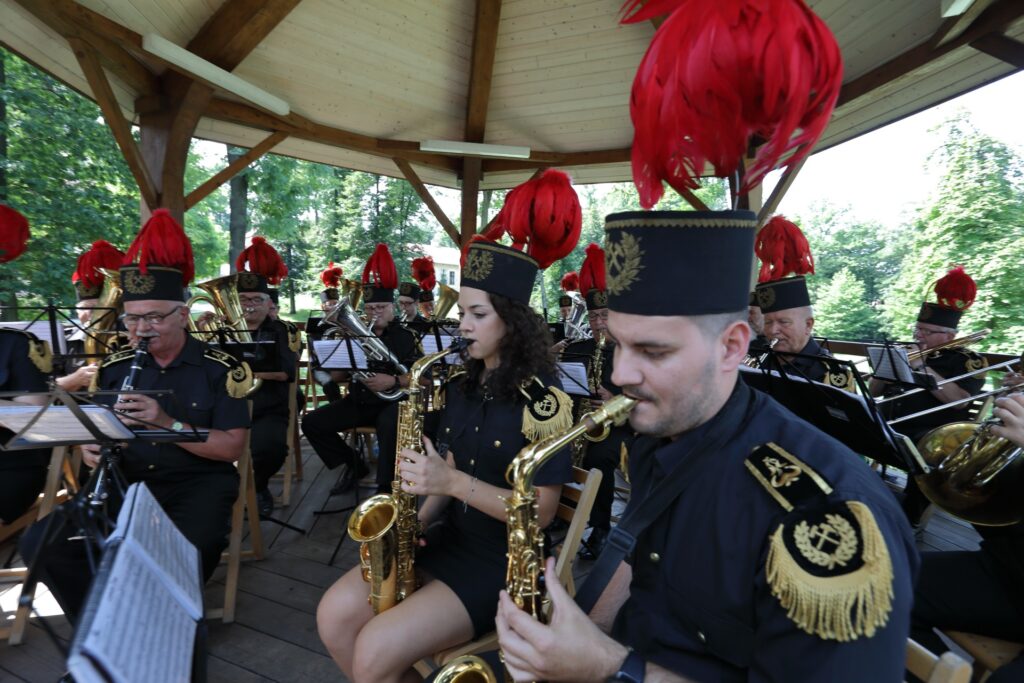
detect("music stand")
[0,387,207,657]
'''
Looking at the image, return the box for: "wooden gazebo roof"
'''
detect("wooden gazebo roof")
[1,0,1022,241]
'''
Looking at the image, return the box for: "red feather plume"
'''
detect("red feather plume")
[755,215,814,282]
[362,243,398,289]
[320,262,343,288]
[934,266,976,312]
[124,208,194,284]
[411,256,436,292]
[73,240,125,287]
[500,169,582,269]
[0,204,29,264]
[621,0,843,208]
[236,236,289,285]
[560,272,580,293]
[579,243,607,293]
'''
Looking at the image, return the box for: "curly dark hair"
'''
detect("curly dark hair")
[464,292,555,402]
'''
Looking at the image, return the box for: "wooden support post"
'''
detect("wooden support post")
[186,131,288,209]
[393,158,461,245]
[460,158,482,248]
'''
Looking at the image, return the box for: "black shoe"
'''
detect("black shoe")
[578,527,609,561]
[330,460,370,496]
[256,488,274,518]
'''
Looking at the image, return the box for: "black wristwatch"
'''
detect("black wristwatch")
[609,650,645,682]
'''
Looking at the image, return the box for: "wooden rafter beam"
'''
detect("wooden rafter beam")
[464,0,502,144]
[393,158,461,246]
[461,158,482,246]
[482,147,632,173]
[757,156,807,226]
[837,0,1024,108]
[186,131,288,210]
[930,0,998,48]
[68,38,157,209]
[186,0,302,70]
[971,33,1024,68]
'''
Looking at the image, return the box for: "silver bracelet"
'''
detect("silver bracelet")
[462,476,477,512]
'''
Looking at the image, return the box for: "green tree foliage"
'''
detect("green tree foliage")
[813,267,880,341]
[882,113,1024,352]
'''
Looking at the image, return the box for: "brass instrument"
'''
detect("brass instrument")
[347,338,469,613]
[906,328,989,364]
[185,274,261,396]
[341,278,363,311]
[432,282,460,322]
[433,655,499,683]
[562,291,590,342]
[319,298,409,401]
[83,267,124,360]
[743,337,778,368]
[571,333,608,466]
[433,394,637,682]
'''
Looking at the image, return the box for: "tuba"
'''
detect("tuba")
[347,338,469,613]
[185,274,261,396]
[319,298,409,401]
[341,278,364,311]
[562,291,590,343]
[83,267,125,360]
[432,283,460,322]
[433,394,637,681]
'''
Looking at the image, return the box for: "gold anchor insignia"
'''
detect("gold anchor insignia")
[123,269,156,294]
[793,513,858,571]
[605,233,644,296]
[463,249,494,281]
[763,456,802,488]
[756,286,776,309]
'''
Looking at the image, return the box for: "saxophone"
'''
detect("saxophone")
[433,394,637,681]
[571,333,608,466]
[346,338,469,614]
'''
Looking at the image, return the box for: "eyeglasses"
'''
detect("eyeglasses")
[915,327,948,337]
[119,306,182,327]
[238,296,269,306]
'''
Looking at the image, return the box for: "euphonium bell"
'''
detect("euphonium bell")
[83,267,124,360]
[432,282,459,322]
[185,274,260,397]
[341,278,364,311]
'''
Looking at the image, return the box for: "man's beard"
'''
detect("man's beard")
[624,361,718,438]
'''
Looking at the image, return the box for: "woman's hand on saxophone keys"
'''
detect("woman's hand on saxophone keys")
[398,435,457,496]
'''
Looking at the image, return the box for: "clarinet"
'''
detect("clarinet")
[120,337,150,394]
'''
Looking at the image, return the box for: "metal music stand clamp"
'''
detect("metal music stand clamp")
[0,386,205,657]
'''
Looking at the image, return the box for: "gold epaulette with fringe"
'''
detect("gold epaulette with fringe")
[204,347,256,399]
[518,377,573,441]
[746,443,894,642]
[283,320,302,354]
[2,328,54,374]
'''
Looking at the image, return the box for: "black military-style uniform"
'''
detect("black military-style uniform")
[19,335,251,622]
[769,337,856,393]
[611,380,917,681]
[563,337,634,534]
[301,321,420,489]
[880,348,986,443]
[0,329,52,523]
[249,317,297,493]
[417,371,574,638]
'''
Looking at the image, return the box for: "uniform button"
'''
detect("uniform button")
[697,630,707,644]
[148,464,156,471]
[469,459,475,466]
[445,427,451,433]
[493,440,501,448]
[474,426,479,432]
[192,402,197,407]
[649,552,660,563]
[160,369,166,374]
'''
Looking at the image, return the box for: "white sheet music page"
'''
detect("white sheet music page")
[420,333,463,365]
[313,339,368,370]
[556,362,590,396]
[108,483,202,620]
[0,401,135,444]
[73,541,195,683]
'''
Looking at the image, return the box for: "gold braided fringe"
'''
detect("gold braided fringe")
[766,501,894,642]
[28,338,53,374]
[521,386,574,441]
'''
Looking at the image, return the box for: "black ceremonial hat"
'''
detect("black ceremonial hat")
[755,276,811,314]
[603,210,756,315]
[398,281,422,299]
[236,272,270,294]
[419,287,434,303]
[461,241,538,304]
[119,265,189,302]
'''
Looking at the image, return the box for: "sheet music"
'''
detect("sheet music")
[70,541,195,683]
[108,483,202,620]
[0,320,67,355]
[420,333,463,365]
[556,362,590,396]
[868,346,915,384]
[0,401,135,444]
[313,339,368,370]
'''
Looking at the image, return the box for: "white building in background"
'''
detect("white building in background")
[418,244,461,291]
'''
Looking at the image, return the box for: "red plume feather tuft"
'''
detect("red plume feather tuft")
[621,0,843,207]
[934,266,976,312]
[236,235,289,284]
[755,215,814,282]
[73,240,125,287]
[0,204,30,264]
[320,262,343,288]
[579,243,607,293]
[502,169,582,268]
[362,243,398,289]
[124,209,194,284]
[560,271,580,293]
[411,256,436,291]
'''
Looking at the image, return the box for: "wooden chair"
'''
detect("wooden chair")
[274,374,302,507]
[2,446,77,644]
[906,638,972,683]
[413,466,603,676]
[943,631,1024,682]
[207,416,264,624]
